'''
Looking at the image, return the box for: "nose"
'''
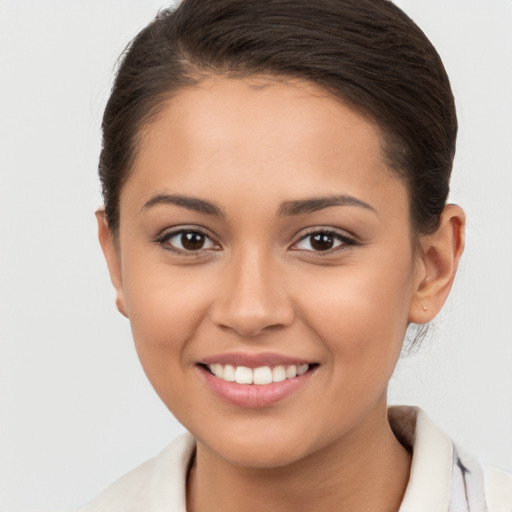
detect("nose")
[209,248,295,338]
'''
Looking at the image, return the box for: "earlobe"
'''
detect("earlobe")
[409,204,466,324]
[96,209,129,318]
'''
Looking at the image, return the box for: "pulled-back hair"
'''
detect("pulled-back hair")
[99,0,457,237]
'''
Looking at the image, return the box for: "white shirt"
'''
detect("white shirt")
[75,407,512,511]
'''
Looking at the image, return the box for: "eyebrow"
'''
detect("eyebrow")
[142,194,225,216]
[278,195,376,216]
[141,193,375,218]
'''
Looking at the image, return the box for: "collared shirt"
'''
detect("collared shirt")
[76,407,512,512]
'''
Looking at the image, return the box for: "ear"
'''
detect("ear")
[409,204,466,324]
[96,209,128,318]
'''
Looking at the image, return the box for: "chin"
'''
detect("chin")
[190,416,336,470]
[209,436,313,469]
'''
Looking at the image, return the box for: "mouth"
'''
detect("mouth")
[197,356,318,408]
[200,362,314,385]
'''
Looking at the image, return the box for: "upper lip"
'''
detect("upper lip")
[200,352,314,368]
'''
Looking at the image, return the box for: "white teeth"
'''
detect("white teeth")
[286,365,297,378]
[272,365,286,382]
[253,366,273,385]
[235,366,253,384]
[297,364,309,376]
[223,364,236,382]
[207,363,310,385]
[211,364,223,379]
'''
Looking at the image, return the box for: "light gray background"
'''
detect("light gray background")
[0,1,511,510]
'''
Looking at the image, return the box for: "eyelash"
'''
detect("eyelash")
[155,227,358,256]
[155,228,220,256]
[291,229,359,255]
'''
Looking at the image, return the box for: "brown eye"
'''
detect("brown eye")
[310,233,335,251]
[181,231,206,250]
[161,229,217,252]
[293,230,357,253]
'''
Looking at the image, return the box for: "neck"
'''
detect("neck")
[187,399,412,512]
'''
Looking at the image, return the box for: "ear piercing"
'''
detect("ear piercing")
[421,276,430,312]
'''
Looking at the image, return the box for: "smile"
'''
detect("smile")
[198,355,318,408]
[206,363,310,385]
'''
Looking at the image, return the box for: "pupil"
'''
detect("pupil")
[311,233,334,251]
[182,232,205,250]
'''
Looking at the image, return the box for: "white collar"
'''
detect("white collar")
[389,406,453,511]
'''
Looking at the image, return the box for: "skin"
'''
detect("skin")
[98,77,465,512]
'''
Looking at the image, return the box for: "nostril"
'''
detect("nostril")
[210,296,295,335]
[212,307,291,337]
[208,267,295,336]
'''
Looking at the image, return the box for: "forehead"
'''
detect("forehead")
[123,76,406,217]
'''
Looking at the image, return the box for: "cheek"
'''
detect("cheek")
[294,266,414,427]
[297,254,415,370]
[128,279,207,342]
[121,259,215,396]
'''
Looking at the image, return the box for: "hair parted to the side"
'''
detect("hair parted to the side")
[99,0,457,239]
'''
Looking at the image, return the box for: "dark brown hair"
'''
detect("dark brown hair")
[99,0,457,237]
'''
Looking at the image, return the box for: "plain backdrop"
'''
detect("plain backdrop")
[0,1,511,510]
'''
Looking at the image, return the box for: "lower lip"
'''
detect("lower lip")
[198,365,315,408]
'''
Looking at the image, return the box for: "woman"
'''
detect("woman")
[80,0,511,510]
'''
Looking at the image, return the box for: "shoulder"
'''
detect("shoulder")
[74,433,195,512]
[483,464,512,512]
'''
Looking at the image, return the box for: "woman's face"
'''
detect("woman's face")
[107,77,425,468]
